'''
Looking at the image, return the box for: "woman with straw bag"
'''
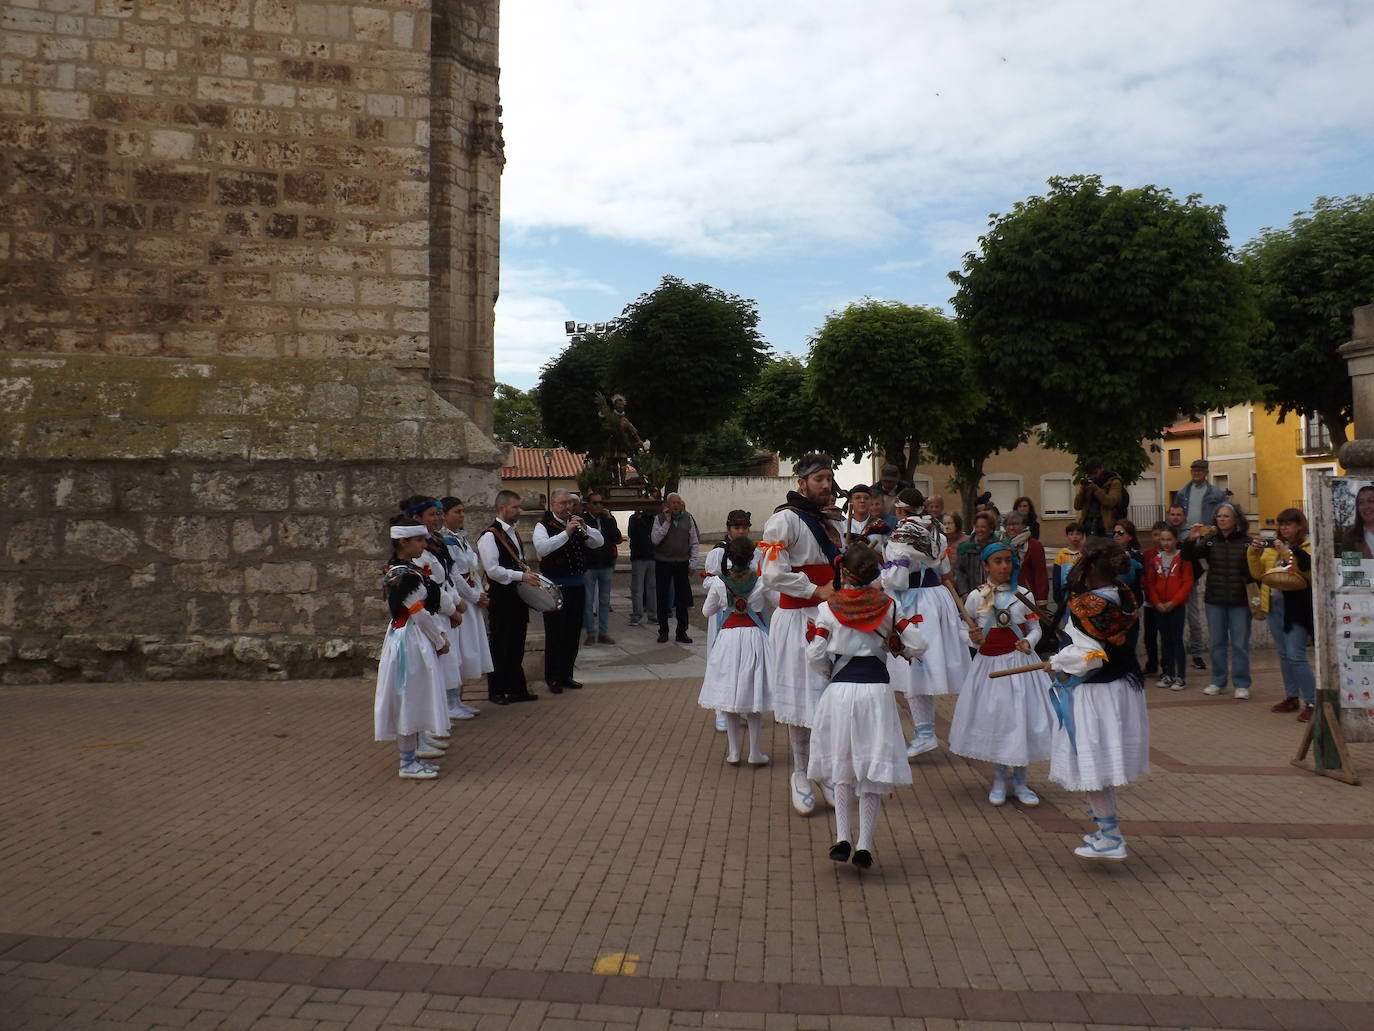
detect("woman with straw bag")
[1248,509,1315,722]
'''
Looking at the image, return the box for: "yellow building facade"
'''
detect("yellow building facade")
[1253,411,1341,527]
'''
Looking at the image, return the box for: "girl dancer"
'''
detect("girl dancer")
[375,520,453,779]
[699,537,771,766]
[1048,539,1149,862]
[882,490,972,758]
[441,496,492,716]
[400,495,464,752]
[949,538,1056,806]
[806,546,927,869]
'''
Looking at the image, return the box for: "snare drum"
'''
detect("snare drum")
[518,574,564,612]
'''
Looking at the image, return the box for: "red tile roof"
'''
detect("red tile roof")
[1165,419,1204,438]
[501,447,586,479]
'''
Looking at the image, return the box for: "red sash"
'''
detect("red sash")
[779,564,833,609]
[721,613,757,629]
[979,627,1020,657]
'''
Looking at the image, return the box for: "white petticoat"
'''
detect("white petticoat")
[948,650,1056,766]
[373,623,450,740]
[888,585,971,697]
[807,680,913,794]
[768,606,827,728]
[1049,676,1151,790]
[435,617,463,689]
[698,624,771,713]
[456,606,494,681]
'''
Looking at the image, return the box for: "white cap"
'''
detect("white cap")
[390,524,429,540]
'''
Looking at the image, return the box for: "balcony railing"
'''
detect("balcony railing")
[1296,419,1332,457]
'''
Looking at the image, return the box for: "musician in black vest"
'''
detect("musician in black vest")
[477,489,542,704]
[534,488,604,694]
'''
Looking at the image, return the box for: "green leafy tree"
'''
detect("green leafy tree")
[950,174,1259,483]
[923,391,1034,525]
[738,355,860,463]
[607,276,770,488]
[536,333,612,455]
[1240,194,1374,447]
[807,300,979,477]
[492,382,552,448]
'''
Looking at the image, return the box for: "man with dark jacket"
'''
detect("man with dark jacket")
[651,492,700,643]
[581,491,623,644]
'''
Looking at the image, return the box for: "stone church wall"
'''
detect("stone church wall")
[0,1,505,683]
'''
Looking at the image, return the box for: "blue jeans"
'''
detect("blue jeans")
[1267,592,1315,704]
[1206,603,1252,689]
[583,565,614,636]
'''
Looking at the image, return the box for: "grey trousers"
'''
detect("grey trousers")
[1185,576,1207,657]
[631,558,657,622]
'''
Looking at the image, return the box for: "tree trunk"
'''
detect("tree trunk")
[1322,410,1350,449]
[954,459,984,528]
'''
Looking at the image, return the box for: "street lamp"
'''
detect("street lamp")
[543,448,553,510]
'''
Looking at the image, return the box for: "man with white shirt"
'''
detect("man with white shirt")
[477,489,542,705]
[534,488,604,694]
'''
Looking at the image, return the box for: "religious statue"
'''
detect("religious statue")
[596,391,645,486]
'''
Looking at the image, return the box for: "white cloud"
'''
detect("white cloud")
[493,262,621,384]
[499,0,1374,259]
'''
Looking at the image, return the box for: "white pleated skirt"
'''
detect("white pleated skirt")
[1049,676,1151,790]
[948,651,1056,766]
[768,607,827,728]
[456,606,494,681]
[436,619,463,690]
[808,680,913,794]
[373,623,450,740]
[698,625,770,714]
[888,585,971,697]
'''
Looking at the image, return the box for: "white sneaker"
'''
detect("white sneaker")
[1235,687,1250,700]
[1203,683,1224,696]
[1170,679,1187,692]
[907,735,940,759]
[451,706,478,720]
[714,713,727,732]
[1074,835,1128,862]
[415,744,445,759]
[399,760,438,780]
[1156,676,1172,689]
[1012,782,1040,807]
[746,753,770,767]
[789,772,817,816]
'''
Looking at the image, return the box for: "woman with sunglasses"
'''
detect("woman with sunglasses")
[1110,520,1145,656]
[1182,503,1256,699]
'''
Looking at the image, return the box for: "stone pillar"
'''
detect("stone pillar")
[1339,304,1374,471]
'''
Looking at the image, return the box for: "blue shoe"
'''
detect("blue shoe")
[988,765,1008,806]
[714,712,727,732]
[1011,768,1040,807]
[907,723,939,759]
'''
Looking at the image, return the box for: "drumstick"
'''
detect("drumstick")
[943,581,979,630]
[989,660,1052,679]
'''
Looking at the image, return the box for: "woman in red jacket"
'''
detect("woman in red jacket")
[1144,525,1194,690]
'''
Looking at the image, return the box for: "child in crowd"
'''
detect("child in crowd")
[1144,525,1193,689]
[375,519,453,780]
[1050,522,1085,644]
[700,537,772,766]
[806,545,927,869]
[1048,540,1150,862]
[949,539,1056,806]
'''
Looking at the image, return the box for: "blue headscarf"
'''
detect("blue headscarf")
[979,538,1021,588]
[404,498,443,517]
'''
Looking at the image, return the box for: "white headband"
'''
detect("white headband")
[390,524,429,540]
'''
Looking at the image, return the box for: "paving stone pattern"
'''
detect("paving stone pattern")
[2,645,1373,1030]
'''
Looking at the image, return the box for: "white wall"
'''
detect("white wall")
[676,476,796,536]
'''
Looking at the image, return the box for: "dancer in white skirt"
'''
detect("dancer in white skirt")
[1047,540,1150,862]
[806,546,927,869]
[442,496,492,712]
[375,520,454,780]
[949,538,1056,805]
[700,537,772,766]
[400,495,464,757]
[760,453,845,817]
[704,510,760,732]
[881,488,972,759]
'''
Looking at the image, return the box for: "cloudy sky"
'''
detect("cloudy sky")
[494,0,1374,389]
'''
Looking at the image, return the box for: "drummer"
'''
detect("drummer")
[534,488,604,694]
[477,489,543,705]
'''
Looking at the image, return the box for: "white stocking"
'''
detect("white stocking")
[724,713,743,761]
[857,792,882,852]
[833,781,855,844]
[1087,786,1118,821]
[788,725,810,776]
[745,713,765,761]
[905,694,935,726]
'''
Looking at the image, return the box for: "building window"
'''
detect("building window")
[1040,474,1073,517]
[1213,473,1230,497]
[1249,471,1258,497]
[1167,448,1181,468]
[1300,414,1333,456]
[985,475,1023,515]
[1246,408,1254,435]
[1210,413,1229,437]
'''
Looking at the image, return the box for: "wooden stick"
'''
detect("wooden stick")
[943,581,979,630]
[989,660,1051,679]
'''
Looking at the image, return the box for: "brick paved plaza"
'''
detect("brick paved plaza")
[3,631,1373,1031]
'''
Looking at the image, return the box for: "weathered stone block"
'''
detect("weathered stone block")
[63,520,140,560]
[144,515,229,560]
[216,169,278,207]
[131,165,210,201]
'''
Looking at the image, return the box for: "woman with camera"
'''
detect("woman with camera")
[1181,503,1256,699]
[1248,509,1315,721]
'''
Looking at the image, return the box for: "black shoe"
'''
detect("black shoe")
[513,691,539,702]
[828,841,852,863]
[657,630,669,643]
[563,679,583,690]
[675,632,693,644]
[851,849,873,870]
[489,695,511,706]
[1192,656,1207,670]
[547,682,563,695]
